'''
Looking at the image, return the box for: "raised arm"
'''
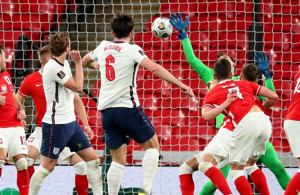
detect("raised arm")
[140,57,194,99]
[64,51,84,92]
[257,86,279,111]
[170,13,214,84]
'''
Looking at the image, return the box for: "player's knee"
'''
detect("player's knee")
[229,169,244,181]
[27,157,34,167]
[74,161,87,175]
[179,162,194,175]
[15,158,27,171]
[199,162,213,174]
[86,158,100,169]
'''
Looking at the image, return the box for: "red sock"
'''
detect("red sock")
[75,174,89,195]
[28,165,35,179]
[284,172,300,195]
[234,176,252,195]
[250,169,270,195]
[0,167,2,177]
[17,169,30,195]
[205,167,232,195]
[179,174,194,195]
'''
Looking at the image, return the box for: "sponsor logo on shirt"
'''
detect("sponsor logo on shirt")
[36,84,43,87]
[57,70,66,80]
[1,85,8,94]
[138,50,145,56]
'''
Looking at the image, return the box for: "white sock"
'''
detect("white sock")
[74,161,86,175]
[244,164,259,176]
[29,165,50,195]
[229,169,244,182]
[86,159,103,194]
[142,148,159,194]
[27,157,34,167]
[298,169,300,173]
[107,162,125,195]
[179,163,193,175]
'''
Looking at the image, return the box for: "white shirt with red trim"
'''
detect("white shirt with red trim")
[90,40,147,110]
[42,57,75,125]
[202,80,261,126]
[286,68,300,121]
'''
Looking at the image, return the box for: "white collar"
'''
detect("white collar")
[218,79,231,84]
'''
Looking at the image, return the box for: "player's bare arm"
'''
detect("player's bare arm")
[13,92,26,120]
[82,54,99,69]
[64,50,84,93]
[74,93,94,140]
[140,57,194,98]
[15,93,29,132]
[257,86,279,110]
[0,93,5,105]
[202,90,238,121]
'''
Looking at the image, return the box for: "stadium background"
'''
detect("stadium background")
[0,0,299,194]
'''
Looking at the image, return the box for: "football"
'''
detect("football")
[151,17,173,39]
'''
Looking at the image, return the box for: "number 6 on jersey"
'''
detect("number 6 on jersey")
[105,55,115,81]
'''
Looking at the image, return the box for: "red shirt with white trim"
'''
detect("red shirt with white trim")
[202,80,261,126]
[18,70,46,127]
[286,68,300,121]
[0,71,22,128]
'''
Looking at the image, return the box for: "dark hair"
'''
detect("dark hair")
[49,32,70,56]
[214,58,232,80]
[0,44,4,55]
[38,45,51,56]
[216,52,235,63]
[242,64,260,82]
[110,13,134,39]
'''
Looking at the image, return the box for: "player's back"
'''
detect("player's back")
[204,79,261,125]
[42,58,75,124]
[91,40,147,110]
[286,69,300,121]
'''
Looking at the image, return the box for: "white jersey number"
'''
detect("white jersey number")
[105,55,115,81]
[228,86,244,99]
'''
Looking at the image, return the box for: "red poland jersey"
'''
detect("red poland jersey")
[202,79,261,127]
[18,70,46,127]
[286,68,300,121]
[0,71,22,128]
[219,97,266,131]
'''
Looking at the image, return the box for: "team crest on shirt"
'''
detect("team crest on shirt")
[3,76,11,85]
[1,85,8,94]
[53,147,60,155]
[57,70,66,80]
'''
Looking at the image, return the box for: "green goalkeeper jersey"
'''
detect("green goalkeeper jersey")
[182,38,275,129]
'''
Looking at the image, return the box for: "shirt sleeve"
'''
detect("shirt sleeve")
[132,45,147,64]
[182,38,214,85]
[89,43,102,61]
[48,65,71,86]
[248,81,261,96]
[202,93,214,109]
[18,76,30,97]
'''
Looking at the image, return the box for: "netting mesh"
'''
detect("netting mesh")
[0,0,299,194]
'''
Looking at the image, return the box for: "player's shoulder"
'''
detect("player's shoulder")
[1,71,11,78]
[130,43,143,50]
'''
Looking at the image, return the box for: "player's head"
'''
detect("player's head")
[49,32,70,57]
[38,45,51,66]
[241,63,260,83]
[110,13,134,40]
[217,52,237,75]
[214,58,232,81]
[0,44,6,72]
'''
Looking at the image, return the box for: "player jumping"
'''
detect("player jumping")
[17,45,92,195]
[82,13,194,195]
[170,13,292,195]
[29,32,103,195]
[0,44,30,195]
[283,66,300,195]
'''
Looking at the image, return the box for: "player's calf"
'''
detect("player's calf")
[179,162,195,195]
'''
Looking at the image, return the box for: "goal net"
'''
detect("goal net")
[0,0,298,194]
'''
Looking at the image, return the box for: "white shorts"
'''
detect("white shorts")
[0,127,27,159]
[27,127,76,161]
[284,120,300,157]
[201,127,233,163]
[229,112,272,165]
[27,127,42,152]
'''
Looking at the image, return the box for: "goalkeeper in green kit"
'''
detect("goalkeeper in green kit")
[169,13,291,195]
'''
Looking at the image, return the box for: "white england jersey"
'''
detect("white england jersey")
[90,40,147,110]
[42,57,75,124]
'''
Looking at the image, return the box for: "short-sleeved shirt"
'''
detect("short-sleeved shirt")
[18,70,46,127]
[286,68,300,121]
[90,40,147,110]
[202,79,261,126]
[42,57,75,124]
[0,71,22,128]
